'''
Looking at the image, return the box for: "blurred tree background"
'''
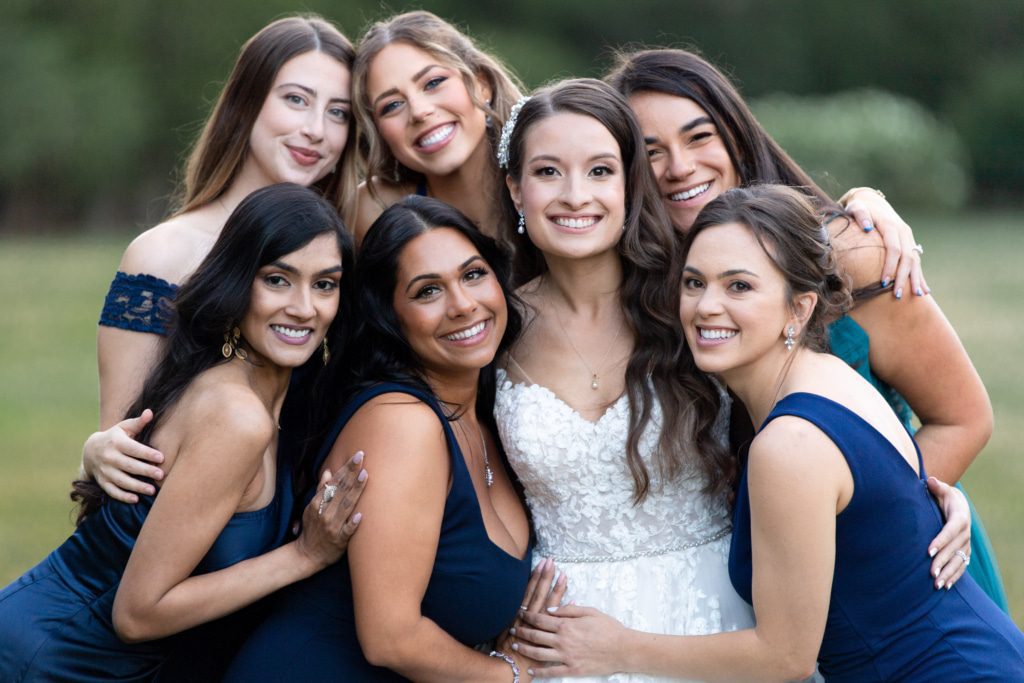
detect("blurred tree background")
[1,0,1021,233]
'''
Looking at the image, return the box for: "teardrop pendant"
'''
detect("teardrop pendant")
[591,375,599,390]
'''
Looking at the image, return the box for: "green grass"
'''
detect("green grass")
[1,215,1022,627]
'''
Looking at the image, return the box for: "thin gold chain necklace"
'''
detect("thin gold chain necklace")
[551,305,625,391]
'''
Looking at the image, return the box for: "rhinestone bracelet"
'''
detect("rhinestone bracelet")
[489,650,520,683]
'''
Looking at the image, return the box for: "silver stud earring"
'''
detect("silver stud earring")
[784,325,796,351]
[517,211,526,235]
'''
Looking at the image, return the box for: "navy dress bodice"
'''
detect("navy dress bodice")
[728,392,1024,682]
[828,314,1009,610]
[224,382,533,682]
[0,444,294,682]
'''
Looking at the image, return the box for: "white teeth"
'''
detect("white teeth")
[553,216,598,229]
[271,325,311,339]
[699,328,736,340]
[670,182,711,201]
[418,124,455,147]
[446,321,485,341]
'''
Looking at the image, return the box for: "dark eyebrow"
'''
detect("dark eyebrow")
[680,116,714,134]
[526,152,619,165]
[371,64,443,109]
[644,116,713,145]
[277,82,350,105]
[404,254,484,294]
[267,262,343,276]
[682,265,759,279]
[720,268,758,278]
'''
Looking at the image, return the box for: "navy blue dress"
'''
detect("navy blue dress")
[223,382,532,682]
[0,446,294,682]
[729,392,1024,681]
[828,315,1009,610]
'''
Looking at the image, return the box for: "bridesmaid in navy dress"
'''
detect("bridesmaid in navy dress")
[225,196,540,682]
[0,185,364,682]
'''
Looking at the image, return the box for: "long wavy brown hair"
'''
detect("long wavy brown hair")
[174,15,359,226]
[500,78,733,503]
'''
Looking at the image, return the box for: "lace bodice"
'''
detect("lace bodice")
[495,370,731,562]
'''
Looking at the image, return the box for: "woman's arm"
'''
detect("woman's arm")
[332,395,534,682]
[86,226,200,497]
[833,228,992,483]
[516,420,841,682]
[112,384,365,642]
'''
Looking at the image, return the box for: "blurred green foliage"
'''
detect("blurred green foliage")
[753,89,970,210]
[2,0,1021,230]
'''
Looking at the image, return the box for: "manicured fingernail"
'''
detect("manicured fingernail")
[862,222,874,232]
[881,277,890,288]
[528,669,535,677]
[509,626,517,636]
[511,643,520,651]
[547,606,558,613]
[937,579,944,589]
[358,469,368,482]
[895,288,903,300]
[934,567,941,577]
[352,512,362,524]
[915,287,923,297]
[929,547,937,557]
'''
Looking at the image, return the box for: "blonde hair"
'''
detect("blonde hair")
[175,15,359,226]
[352,10,523,201]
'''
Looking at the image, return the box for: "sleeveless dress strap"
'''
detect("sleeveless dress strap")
[311,382,463,486]
[98,271,178,335]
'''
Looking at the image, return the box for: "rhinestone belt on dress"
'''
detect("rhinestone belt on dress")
[537,526,732,563]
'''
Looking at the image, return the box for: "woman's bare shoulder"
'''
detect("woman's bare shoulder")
[119,207,221,283]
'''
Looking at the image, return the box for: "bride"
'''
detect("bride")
[496,79,752,681]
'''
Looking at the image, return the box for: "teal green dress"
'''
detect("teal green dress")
[828,315,1009,612]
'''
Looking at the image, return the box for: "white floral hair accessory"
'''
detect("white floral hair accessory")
[497,95,531,170]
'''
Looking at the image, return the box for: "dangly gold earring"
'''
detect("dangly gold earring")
[322,338,330,366]
[222,326,248,360]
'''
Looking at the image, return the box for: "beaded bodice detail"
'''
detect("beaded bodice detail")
[495,370,731,562]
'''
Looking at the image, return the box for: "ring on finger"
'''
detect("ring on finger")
[955,549,970,567]
[318,483,338,516]
[912,243,924,255]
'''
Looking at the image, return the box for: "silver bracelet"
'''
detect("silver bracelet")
[489,650,520,683]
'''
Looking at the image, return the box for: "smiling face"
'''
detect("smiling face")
[366,42,492,179]
[629,91,739,233]
[506,112,626,262]
[393,227,506,380]
[680,222,793,379]
[238,233,343,369]
[241,50,352,189]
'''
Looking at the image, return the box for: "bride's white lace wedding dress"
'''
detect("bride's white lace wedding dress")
[495,369,755,683]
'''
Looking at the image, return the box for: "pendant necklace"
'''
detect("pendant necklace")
[459,418,493,487]
[552,304,625,391]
